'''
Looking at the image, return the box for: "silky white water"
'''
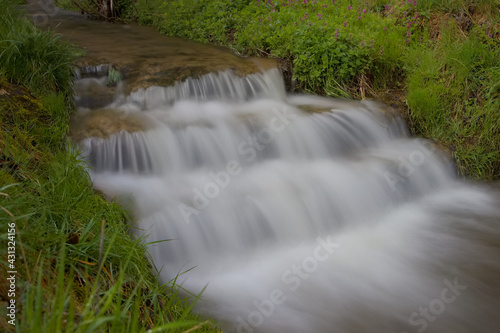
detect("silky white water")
[77,69,500,333]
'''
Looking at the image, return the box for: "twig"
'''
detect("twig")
[257,48,279,58]
[70,0,112,21]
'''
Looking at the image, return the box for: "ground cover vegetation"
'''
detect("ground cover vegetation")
[1,0,498,330]
[131,0,500,179]
[0,1,221,331]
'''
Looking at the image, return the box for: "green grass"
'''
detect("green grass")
[0,0,497,330]
[0,1,221,331]
[134,0,500,179]
[0,81,220,332]
[416,0,500,13]
[405,21,500,178]
[137,0,416,95]
[0,0,82,99]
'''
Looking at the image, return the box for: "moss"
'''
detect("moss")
[0,81,54,177]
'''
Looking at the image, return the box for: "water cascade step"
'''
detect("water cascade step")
[76,69,500,333]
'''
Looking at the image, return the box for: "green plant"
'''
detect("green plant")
[144,0,419,96]
[0,1,223,330]
[0,80,221,332]
[105,67,122,86]
[132,0,500,178]
[416,0,500,13]
[0,0,81,98]
[405,22,500,178]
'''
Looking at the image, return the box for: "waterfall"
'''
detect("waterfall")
[79,69,500,333]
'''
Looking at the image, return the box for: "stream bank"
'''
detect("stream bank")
[131,0,500,180]
[0,1,221,331]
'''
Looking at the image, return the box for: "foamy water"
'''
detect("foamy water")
[76,69,500,333]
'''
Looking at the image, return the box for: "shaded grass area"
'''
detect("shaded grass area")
[0,1,221,331]
[135,0,500,179]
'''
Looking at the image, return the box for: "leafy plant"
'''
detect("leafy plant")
[134,0,500,178]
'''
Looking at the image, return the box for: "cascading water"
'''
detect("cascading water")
[75,68,500,333]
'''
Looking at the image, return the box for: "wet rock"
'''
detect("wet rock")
[70,109,147,141]
[73,77,118,109]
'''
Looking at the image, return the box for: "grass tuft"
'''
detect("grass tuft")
[0,0,82,99]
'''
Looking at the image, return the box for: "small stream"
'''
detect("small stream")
[26,2,500,332]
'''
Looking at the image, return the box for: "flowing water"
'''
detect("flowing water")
[29,3,500,332]
[75,69,500,333]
